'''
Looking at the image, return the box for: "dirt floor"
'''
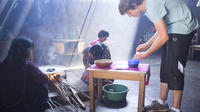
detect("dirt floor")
[46,54,200,112]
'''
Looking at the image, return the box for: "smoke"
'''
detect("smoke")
[0,0,140,67]
[66,0,139,64]
[28,0,140,67]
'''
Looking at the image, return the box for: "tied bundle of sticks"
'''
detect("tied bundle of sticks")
[47,73,89,112]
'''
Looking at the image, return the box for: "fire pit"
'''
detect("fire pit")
[39,65,89,111]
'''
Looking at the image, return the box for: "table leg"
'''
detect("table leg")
[138,75,146,112]
[89,72,95,112]
[97,79,103,101]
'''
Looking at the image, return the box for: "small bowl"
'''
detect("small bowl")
[94,59,112,67]
[128,59,139,68]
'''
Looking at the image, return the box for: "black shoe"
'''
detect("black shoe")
[143,100,169,112]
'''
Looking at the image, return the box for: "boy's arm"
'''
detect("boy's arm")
[135,18,169,59]
[146,32,159,47]
[136,32,159,52]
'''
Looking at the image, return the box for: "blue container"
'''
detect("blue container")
[128,59,139,68]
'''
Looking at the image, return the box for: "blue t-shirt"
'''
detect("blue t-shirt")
[145,0,199,34]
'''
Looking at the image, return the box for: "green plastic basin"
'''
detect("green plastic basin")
[102,84,129,101]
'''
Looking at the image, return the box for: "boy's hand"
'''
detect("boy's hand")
[134,52,148,60]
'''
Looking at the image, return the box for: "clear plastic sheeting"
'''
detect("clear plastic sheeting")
[197,0,200,7]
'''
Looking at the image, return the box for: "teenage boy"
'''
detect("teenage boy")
[118,0,199,111]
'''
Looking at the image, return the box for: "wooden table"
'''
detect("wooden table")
[87,64,150,112]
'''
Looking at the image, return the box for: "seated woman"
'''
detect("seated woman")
[0,36,49,112]
[81,44,113,85]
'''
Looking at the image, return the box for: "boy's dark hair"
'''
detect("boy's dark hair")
[89,44,103,59]
[8,36,34,61]
[98,30,109,38]
[119,0,143,15]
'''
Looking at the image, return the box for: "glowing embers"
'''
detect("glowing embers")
[47,73,61,83]
[47,73,89,111]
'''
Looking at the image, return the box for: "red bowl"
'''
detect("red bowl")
[94,59,112,67]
